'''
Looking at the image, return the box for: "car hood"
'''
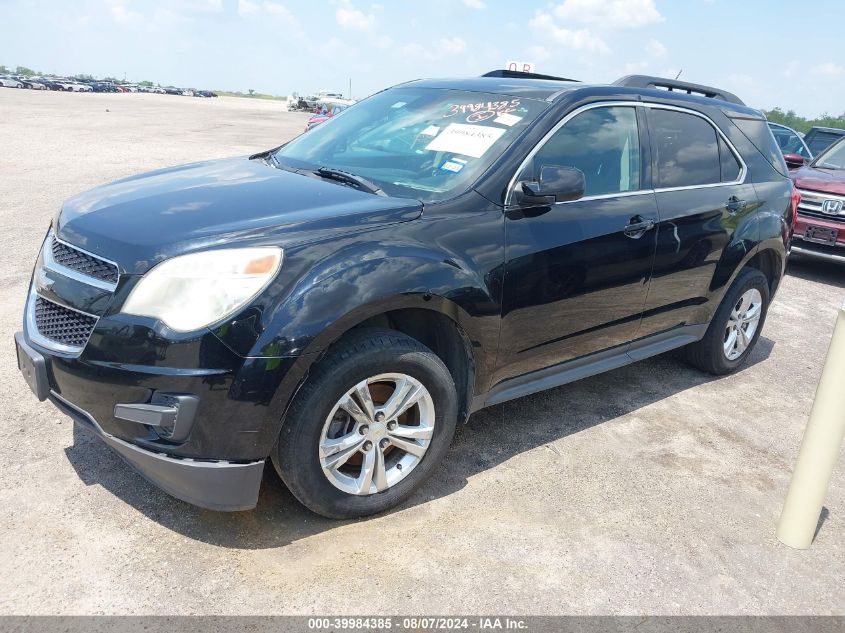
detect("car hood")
[56,156,422,274]
[792,165,845,195]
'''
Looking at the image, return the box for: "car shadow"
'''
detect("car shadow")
[786,256,845,289]
[64,336,774,550]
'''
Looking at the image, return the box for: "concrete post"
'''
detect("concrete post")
[776,299,845,549]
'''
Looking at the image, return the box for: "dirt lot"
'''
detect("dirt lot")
[1,89,844,615]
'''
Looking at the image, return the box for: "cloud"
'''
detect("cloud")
[809,62,844,77]
[624,61,648,74]
[374,34,393,49]
[108,1,143,26]
[179,0,224,12]
[553,0,664,29]
[646,39,666,58]
[462,0,486,8]
[237,0,259,17]
[437,36,466,54]
[529,11,610,54]
[336,0,378,31]
[526,45,551,62]
[236,0,302,31]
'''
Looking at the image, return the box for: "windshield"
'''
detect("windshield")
[812,137,845,170]
[274,87,549,201]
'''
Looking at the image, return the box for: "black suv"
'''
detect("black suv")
[15,72,794,518]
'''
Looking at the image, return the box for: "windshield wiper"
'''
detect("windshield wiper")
[313,167,387,196]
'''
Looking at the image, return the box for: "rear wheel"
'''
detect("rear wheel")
[273,329,458,518]
[684,268,770,375]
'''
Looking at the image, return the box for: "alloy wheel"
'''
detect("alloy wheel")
[318,373,435,496]
[723,288,762,360]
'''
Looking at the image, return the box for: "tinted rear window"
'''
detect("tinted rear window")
[732,117,788,177]
[650,109,721,188]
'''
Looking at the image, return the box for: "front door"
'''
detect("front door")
[496,104,658,384]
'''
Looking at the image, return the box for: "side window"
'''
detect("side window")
[718,136,741,182]
[650,109,721,188]
[530,106,641,197]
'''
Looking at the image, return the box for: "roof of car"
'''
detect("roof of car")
[807,126,845,134]
[403,75,762,119]
[406,77,582,101]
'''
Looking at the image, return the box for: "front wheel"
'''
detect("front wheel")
[273,329,458,519]
[684,267,770,375]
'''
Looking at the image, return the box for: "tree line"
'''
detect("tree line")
[761,108,844,134]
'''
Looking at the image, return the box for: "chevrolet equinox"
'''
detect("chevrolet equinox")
[15,72,796,518]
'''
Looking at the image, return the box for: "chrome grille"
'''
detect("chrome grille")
[33,296,97,348]
[50,237,119,283]
[797,189,845,222]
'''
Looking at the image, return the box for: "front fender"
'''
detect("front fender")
[253,241,499,368]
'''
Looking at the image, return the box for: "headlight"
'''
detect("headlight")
[122,247,283,332]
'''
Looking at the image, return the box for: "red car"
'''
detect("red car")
[791,136,845,264]
[305,104,350,131]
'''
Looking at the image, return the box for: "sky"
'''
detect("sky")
[1,0,843,117]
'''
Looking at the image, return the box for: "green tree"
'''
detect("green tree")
[0,65,7,74]
[765,108,845,134]
[15,66,36,76]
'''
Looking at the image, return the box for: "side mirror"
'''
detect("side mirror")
[783,153,806,169]
[519,165,586,204]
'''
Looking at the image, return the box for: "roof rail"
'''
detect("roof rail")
[482,69,579,83]
[613,75,745,106]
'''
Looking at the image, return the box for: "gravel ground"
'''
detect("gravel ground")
[0,89,844,616]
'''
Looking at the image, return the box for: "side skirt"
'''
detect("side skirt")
[471,324,708,412]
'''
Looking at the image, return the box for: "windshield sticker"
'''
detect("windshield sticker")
[446,100,521,118]
[420,125,440,136]
[440,157,467,173]
[391,101,407,109]
[425,123,507,158]
[466,110,498,123]
[493,113,522,127]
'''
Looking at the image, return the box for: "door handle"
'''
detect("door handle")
[725,196,747,214]
[624,216,655,239]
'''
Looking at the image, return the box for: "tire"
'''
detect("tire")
[684,267,770,375]
[273,328,458,519]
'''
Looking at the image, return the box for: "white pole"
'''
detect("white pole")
[776,299,845,549]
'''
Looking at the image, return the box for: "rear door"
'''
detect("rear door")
[635,105,758,340]
[496,104,659,384]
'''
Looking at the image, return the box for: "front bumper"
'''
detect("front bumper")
[793,215,845,264]
[16,330,267,511]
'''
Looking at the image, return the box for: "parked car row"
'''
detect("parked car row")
[0,75,218,97]
[0,75,90,91]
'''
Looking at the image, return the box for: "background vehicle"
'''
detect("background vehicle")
[0,76,24,88]
[15,77,47,90]
[790,136,845,263]
[305,100,353,131]
[769,121,812,168]
[15,72,792,519]
[803,126,845,156]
